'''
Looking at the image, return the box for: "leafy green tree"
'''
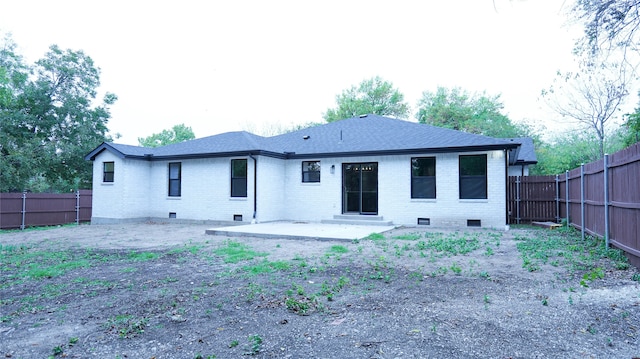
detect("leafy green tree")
[323,76,409,122]
[530,130,628,175]
[0,34,35,192]
[0,37,116,192]
[138,123,196,147]
[415,86,531,138]
[621,91,640,146]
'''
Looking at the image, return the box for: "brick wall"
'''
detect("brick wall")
[91,150,507,229]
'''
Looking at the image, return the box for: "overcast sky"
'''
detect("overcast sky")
[2,0,625,145]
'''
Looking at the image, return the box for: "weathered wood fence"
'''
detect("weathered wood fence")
[0,190,92,230]
[509,142,640,267]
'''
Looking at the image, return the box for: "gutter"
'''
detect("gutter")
[249,154,258,223]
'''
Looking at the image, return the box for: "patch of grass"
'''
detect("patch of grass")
[417,232,481,257]
[514,229,628,276]
[328,245,348,254]
[212,240,268,263]
[241,259,290,276]
[364,233,385,241]
[127,251,160,261]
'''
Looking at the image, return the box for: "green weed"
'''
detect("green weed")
[328,245,348,254]
[213,240,268,263]
[127,251,160,261]
[245,335,263,355]
[104,314,148,339]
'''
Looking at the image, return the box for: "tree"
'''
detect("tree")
[620,90,640,146]
[415,86,532,138]
[572,0,640,61]
[138,123,195,147]
[323,76,409,122]
[543,63,630,158]
[0,37,117,192]
[530,129,628,175]
[0,34,36,192]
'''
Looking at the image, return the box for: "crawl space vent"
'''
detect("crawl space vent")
[417,218,430,225]
[467,219,481,227]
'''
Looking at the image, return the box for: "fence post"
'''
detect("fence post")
[21,191,26,230]
[76,190,80,225]
[516,176,521,224]
[565,170,569,226]
[580,164,585,241]
[603,154,610,248]
[555,174,560,223]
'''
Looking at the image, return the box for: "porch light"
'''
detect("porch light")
[331,165,335,174]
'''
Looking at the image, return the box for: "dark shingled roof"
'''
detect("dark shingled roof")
[86,115,522,161]
[502,137,538,164]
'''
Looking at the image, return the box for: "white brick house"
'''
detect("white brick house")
[85,115,529,229]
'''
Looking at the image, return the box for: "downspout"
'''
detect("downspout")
[249,154,258,223]
[505,149,510,231]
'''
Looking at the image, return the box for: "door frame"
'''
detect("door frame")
[342,162,378,215]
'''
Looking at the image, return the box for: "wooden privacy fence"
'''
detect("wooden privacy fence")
[0,190,92,230]
[508,175,558,223]
[509,142,640,267]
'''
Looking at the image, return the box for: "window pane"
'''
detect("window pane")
[169,179,181,196]
[169,163,181,179]
[231,159,248,197]
[459,155,487,199]
[232,159,247,178]
[103,162,114,182]
[411,157,436,199]
[302,161,320,183]
[460,155,486,176]
[411,158,435,176]
[412,177,436,198]
[168,163,181,197]
[460,176,486,199]
[231,178,247,197]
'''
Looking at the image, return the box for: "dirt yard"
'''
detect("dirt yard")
[1,222,639,359]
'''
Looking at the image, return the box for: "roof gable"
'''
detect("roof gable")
[502,137,538,164]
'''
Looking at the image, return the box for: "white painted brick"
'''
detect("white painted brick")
[91,149,508,229]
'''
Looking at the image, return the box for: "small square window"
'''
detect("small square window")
[302,161,320,183]
[103,162,114,182]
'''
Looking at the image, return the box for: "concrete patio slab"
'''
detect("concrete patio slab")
[205,221,396,242]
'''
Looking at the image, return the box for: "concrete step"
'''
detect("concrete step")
[321,215,393,226]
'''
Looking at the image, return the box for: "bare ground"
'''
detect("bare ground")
[1,222,639,359]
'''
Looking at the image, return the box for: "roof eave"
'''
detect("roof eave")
[286,144,519,159]
[84,143,128,161]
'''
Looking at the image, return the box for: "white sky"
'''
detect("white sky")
[2,0,628,145]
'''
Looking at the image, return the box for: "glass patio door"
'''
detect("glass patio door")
[342,163,378,214]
